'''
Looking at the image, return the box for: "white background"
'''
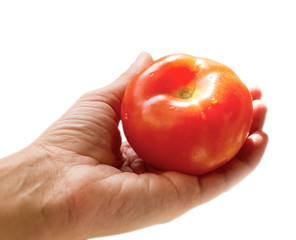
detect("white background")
[0,1,295,239]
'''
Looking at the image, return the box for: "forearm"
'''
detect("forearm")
[0,144,73,240]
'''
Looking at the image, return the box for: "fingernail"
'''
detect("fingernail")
[136,51,148,61]
[134,52,150,70]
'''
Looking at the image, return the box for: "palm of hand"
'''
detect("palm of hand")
[38,87,199,238]
[36,53,267,239]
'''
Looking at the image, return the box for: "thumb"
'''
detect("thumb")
[106,52,154,102]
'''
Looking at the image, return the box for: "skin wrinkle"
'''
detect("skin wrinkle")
[46,128,104,153]
[161,172,203,214]
[79,90,122,124]
[61,170,97,239]
[160,173,183,208]
[41,179,71,238]
[59,100,119,143]
[130,158,146,174]
[74,101,116,120]
[63,103,122,162]
[236,133,266,170]
[34,139,97,167]
[193,176,203,205]
[98,173,152,228]
[102,177,130,221]
[42,115,120,165]
[57,118,109,141]
[120,144,138,173]
[54,122,110,150]
[196,165,229,204]
[61,107,116,136]
[102,89,125,122]
[14,149,69,239]
[128,174,162,224]
[150,174,183,224]
[72,172,130,237]
[51,140,109,165]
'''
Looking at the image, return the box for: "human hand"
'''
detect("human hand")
[0,52,268,240]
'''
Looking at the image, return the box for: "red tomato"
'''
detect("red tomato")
[121,54,253,175]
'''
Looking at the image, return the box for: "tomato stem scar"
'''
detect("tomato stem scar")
[177,87,194,99]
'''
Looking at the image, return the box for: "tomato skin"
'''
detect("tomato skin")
[121,54,253,175]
